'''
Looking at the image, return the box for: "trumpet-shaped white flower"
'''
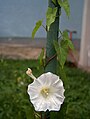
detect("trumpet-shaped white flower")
[27,72,65,112]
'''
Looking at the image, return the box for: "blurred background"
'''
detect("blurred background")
[0,0,90,119]
[0,0,85,64]
[0,0,83,38]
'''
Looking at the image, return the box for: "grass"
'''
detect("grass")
[0,59,90,119]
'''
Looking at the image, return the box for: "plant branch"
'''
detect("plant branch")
[44,54,57,68]
[42,25,47,31]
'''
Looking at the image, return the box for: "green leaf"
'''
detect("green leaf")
[63,0,70,17]
[53,40,61,62]
[59,47,68,67]
[68,39,74,50]
[62,30,69,40]
[54,30,74,67]
[54,30,75,67]
[54,40,68,68]
[38,48,45,66]
[60,39,68,51]
[62,30,74,50]
[32,20,43,38]
[58,0,70,17]
[57,0,63,6]
[52,0,57,5]
[34,112,41,119]
[46,7,58,30]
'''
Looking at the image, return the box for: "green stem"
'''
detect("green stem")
[41,111,50,119]
[45,0,60,73]
[44,0,60,119]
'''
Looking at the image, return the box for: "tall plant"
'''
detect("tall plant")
[29,0,74,119]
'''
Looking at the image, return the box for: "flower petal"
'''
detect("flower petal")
[34,98,48,111]
[27,72,65,111]
[47,96,61,111]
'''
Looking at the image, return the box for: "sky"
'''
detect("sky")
[0,0,84,39]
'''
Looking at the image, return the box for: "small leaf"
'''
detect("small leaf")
[58,0,70,17]
[53,40,61,62]
[63,0,70,17]
[60,39,68,51]
[62,30,74,50]
[54,40,67,68]
[34,112,41,119]
[32,20,43,38]
[57,0,63,6]
[52,0,57,5]
[67,39,74,50]
[46,7,58,30]
[59,47,68,67]
[62,30,69,40]
[38,48,45,66]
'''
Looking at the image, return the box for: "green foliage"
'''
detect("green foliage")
[32,20,43,38]
[62,0,70,17]
[54,30,74,68]
[0,59,43,119]
[53,30,74,86]
[52,0,57,5]
[62,30,74,50]
[54,40,67,68]
[52,0,70,17]
[0,59,90,119]
[38,48,45,66]
[46,7,58,30]
[57,0,70,17]
[31,0,70,36]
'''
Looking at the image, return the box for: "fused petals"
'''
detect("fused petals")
[27,72,65,111]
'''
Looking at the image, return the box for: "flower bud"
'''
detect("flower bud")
[26,68,36,80]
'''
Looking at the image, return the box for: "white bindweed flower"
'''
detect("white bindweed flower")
[27,72,65,112]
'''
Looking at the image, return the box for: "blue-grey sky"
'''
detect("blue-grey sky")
[0,0,84,38]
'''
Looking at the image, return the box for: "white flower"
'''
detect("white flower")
[27,72,65,112]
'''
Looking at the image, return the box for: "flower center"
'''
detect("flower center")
[41,88,49,98]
